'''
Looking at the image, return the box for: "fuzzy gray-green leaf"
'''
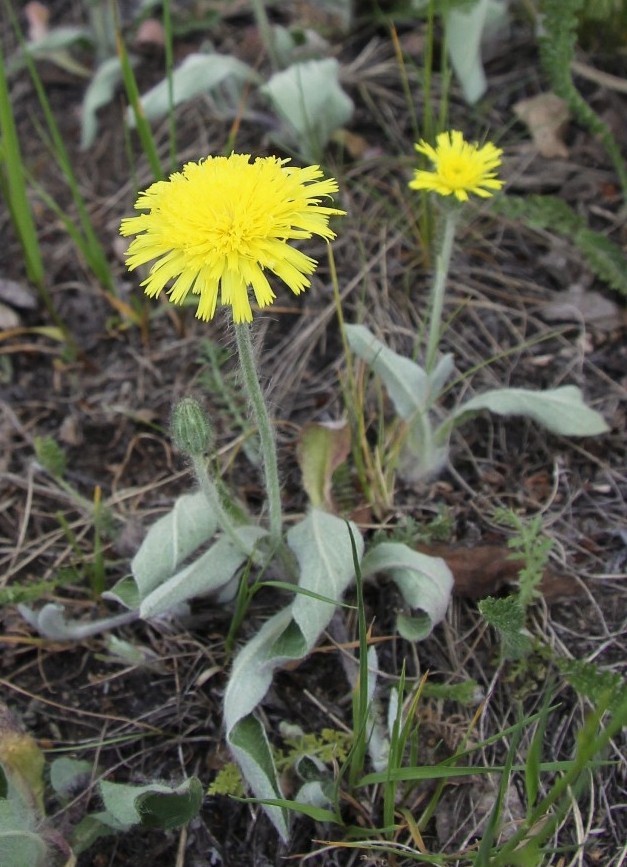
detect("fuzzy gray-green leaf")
[130,491,217,600]
[361,542,453,638]
[288,510,364,644]
[99,778,202,830]
[129,52,259,127]
[451,385,608,437]
[345,324,430,419]
[224,511,362,840]
[49,757,92,801]
[261,58,353,162]
[81,57,123,149]
[139,526,267,618]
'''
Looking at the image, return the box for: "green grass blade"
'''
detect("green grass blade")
[162,0,176,172]
[114,18,164,181]
[490,689,627,865]
[5,1,114,294]
[383,666,407,830]
[474,723,522,865]
[348,522,370,787]
[0,46,44,289]
[359,759,606,787]
[234,796,340,824]
[524,690,552,814]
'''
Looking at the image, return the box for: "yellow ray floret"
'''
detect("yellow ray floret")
[120,154,345,323]
[409,130,504,202]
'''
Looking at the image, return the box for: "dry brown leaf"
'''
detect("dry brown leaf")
[541,284,624,332]
[134,19,165,49]
[293,0,350,34]
[416,543,581,601]
[399,31,425,58]
[59,414,83,447]
[0,302,21,330]
[331,129,382,160]
[0,278,38,310]
[24,1,50,42]
[513,92,570,158]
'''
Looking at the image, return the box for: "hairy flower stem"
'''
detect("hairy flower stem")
[425,208,458,373]
[191,454,253,557]
[234,323,283,543]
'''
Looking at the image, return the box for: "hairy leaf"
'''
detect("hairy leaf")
[296,420,351,510]
[494,194,627,295]
[261,58,353,162]
[224,608,295,841]
[129,52,259,127]
[0,801,48,867]
[288,511,364,644]
[225,511,363,839]
[345,324,430,418]
[450,385,609,437]
[446,0,509,104]
[130,491,217,600]
[49,757,92,801]
[139,526,267,618]
[361,542,453,639]
[558,658,626,711]
[539,0,627,194]
[0,705,45,815]
[99,778,202,830]
[18,603,137,641]
[33,435,66,477]
[81,57,124,150]
[577,229,627,296]
[445,0,488,104]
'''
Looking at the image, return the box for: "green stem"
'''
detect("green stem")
[234,323,283,543]
[191,454,253,557]
[424,207,458,373]
[250,0,279,71]
[162,0,177,173]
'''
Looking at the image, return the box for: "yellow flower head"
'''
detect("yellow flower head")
[120,154,345,323]
[409,130,503,202]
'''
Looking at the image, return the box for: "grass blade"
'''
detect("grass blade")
[5,1,114,295]
[114,13,164,181]
[0,44,44,289]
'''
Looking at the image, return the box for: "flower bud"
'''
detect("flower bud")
[171,398,214,456]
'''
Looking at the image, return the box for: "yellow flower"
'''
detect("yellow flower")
[409,130,503,202]
[120,154,344,323]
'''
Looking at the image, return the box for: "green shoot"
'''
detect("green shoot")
[207,763,246,798]
[161,0,177,172]
[113,9,163,181]
[4,2,114,296]
[348,524,370,788]
[479,509,553,659]
[558,657,626,711]
[490,689,627,865]
[0,48,44,290]
[539,0,627,196]
[493,194,627,297]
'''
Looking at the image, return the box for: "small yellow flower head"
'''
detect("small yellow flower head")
[120,154,345,323]
[409,130,504,202]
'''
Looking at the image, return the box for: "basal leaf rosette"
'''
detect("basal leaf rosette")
[120,153,344,323]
